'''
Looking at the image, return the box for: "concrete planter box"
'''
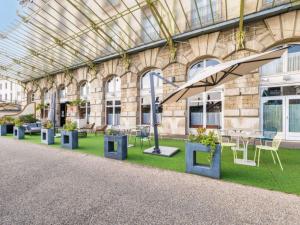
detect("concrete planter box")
[104,135,127,160]
[61,130,78,149]
[41,128,55,145]
[0,125,7,136]
[186,142,221,179]
[13,126,25,140]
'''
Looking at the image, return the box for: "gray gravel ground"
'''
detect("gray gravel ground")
[0,137,300,225]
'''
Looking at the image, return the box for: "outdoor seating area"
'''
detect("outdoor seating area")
[2,130,299,196]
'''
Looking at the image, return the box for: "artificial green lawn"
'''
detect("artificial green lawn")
[4,133,300,196]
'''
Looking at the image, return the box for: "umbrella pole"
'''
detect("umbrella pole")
[150,72,160,154]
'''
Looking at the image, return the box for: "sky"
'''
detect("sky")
[0,0,20,31]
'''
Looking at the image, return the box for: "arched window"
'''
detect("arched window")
[42,89,49,104]
[141,69,163,90]
[140,70,163,125]
[80,81,89,100]
[261,44,300,76]
[58,85,66,101]
[27,91,34,104]
[106,76,121,126]
[188,59,223,129]
[41,89,49,119]
[78,81,90,123]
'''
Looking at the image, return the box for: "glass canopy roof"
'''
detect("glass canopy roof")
[0,0,291,82]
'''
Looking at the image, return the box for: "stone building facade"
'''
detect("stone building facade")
[22,1,300,140]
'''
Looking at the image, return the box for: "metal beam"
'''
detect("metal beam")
[145,0,177,61]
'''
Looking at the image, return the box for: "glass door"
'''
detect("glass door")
[261,97,285,138]
[286,96,300,140]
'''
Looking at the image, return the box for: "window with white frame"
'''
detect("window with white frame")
[80,82,89,100]
[42,89,49,119]
[79,82,90,121]
[58,86,66,101]
[188,59,223,129]
[140,70,163,125]
[106,76,121,126]
[260,44,300,76]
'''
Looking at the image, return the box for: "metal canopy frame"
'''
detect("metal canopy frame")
[0,0,297,82]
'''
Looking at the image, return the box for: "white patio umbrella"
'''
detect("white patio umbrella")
[162,47,286,104]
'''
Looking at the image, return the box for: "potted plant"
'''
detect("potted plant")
[4,116,14,134]
[61,120,78,149]
[13,118,25,140]
[185,128,221,179]
[0,117,7,136]
[104,128,128,160]
[41,120,55,145]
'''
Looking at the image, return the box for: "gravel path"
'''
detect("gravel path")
[0,137,299,225]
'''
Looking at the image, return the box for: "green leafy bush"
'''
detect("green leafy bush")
[105,128,119,136]
[63,120,77,131]
[14,118,24,128]
[19,114,37,123]
[4,116,14,124]
[188,128,218,162]
[36,103,46,111]
[42,120,53,129]
[68,99,86,107]
[0,117,5,125]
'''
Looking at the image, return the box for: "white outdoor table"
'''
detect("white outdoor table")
[229,132,260,167]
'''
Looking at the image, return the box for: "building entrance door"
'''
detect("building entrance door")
[261,95,300,140]
[286,96,300,140]
[60,103,67,127]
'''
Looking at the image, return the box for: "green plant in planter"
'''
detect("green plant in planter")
[106,128,119,136]
[4,116,14,124]
[36,103,46,111]
[14,118,24,128]
[43,120,53,129]
[19,114,37,123]
[68,99,86,107]
[63,120,77,131]
[188,128,218,162]
[0,117,6,125]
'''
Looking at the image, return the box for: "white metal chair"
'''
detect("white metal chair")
[216,130,236,153]
[254,135,283,171]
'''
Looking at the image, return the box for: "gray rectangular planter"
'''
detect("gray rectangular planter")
[104,135,127,160]
[41,128,55,145]
[186,142,221,179]
[0,125,7,136]
[13,126,25,140]
[61,130,78,149]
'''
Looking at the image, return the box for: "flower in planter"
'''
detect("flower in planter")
[0,117,6,126]
[63,120,77,131]
[3,116,14,125]
[188,128,218,162]
[105,128,119,136]
[42,120,53,129]
[14,118,24,128]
